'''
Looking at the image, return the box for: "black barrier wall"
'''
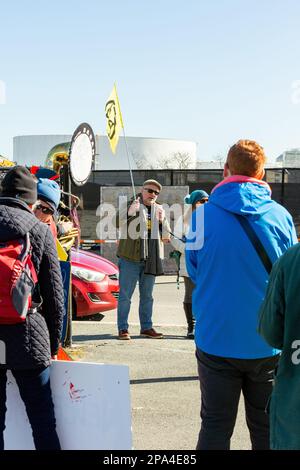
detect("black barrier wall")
[1,168,299,270]
[71,168,300,237]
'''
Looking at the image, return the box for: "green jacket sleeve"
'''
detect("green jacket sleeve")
[258,260,285,349]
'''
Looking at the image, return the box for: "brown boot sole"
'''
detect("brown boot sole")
[140,334,163,339]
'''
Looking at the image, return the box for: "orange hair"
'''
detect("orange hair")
[226,140,266,178]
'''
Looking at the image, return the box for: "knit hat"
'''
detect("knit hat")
[1,166,37,204]
[185,190,209,205]
[37,178,61,211]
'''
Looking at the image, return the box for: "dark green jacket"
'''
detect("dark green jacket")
[259,242,300,449]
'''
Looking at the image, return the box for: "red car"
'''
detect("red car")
[70,248,119,319]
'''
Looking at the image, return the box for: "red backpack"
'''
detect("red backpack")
[0,233,38,324]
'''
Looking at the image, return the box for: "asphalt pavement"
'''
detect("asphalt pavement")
[67,277,251,450]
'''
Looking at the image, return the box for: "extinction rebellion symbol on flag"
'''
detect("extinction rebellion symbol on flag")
[105,84,124,154]
[105,100,117,140]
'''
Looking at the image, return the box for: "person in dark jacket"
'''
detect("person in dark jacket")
[259,244,300,450]
[0,166,64,450]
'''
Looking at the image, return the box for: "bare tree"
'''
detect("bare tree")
[131,151,151,169]
[213,154,225,169]
[172,152,193,169]
[131,150,194,170]
[156,156,175,169]
[156,152,194,169]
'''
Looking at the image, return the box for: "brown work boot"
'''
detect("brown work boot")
[140,328,163,339]
[118,329,131,340]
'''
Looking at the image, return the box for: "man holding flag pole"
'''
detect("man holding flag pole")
[105,84,171,340]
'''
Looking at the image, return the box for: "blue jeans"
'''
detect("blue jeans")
[0,366,61,450]
[117,258,156,331]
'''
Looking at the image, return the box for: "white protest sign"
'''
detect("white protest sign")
[4,360,132,450]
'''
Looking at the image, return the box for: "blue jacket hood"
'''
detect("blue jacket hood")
[185,179,297,359]
[209,181,274,217]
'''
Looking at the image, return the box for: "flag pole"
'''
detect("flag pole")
[114,83,136,200]
[122,128,136,200]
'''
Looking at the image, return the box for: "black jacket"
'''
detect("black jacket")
[0,197,64,369]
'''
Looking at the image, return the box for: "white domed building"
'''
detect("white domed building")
[13,135,197,170]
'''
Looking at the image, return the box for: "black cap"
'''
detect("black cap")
[1,166,37,205]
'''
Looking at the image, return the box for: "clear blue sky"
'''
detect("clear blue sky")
[1,0,300,162]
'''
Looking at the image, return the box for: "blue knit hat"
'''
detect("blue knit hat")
[37,178,61,210]
[185,190,209,205]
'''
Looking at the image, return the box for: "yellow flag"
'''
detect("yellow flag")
[105,84,124,154]
[56,239,68,261]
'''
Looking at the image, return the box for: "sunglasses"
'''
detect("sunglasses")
[144,188,160,196]
[35,204,54,215]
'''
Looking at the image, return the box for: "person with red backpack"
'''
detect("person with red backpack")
[0,166,64,450]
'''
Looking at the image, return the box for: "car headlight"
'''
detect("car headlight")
[71,266,106,282]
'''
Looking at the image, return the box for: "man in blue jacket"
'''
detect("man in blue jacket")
[185,140,297,450]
